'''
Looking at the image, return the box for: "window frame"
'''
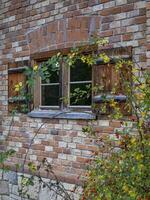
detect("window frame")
[36,60,93,110]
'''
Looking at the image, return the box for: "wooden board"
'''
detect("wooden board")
[8,72,26,112]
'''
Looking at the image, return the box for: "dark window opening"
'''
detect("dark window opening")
[70,59,92,106]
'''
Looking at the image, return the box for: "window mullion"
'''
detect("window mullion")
[59,62,63,109]
[62,62,69,109]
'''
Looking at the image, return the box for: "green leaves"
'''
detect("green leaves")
[99,53,110,64]
[82,56,150,199]
[0,149,16,164]
[89,35,109,46]
[83,135,150,199]
[82,126,96,137]
[28,162,37,173]
[70,84,91,105]
[0,150,16,172]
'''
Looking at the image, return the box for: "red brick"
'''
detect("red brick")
[99,30,113,37]
[68,5,77,11]
[63,148,71,154]
[102,16,114,23]
[121,4,134,12]
[77,156,92,163]
[32,144,45,151]
[133,16,146,24]
[48,152,58,158]
[109,121,121,128]
[122,33,133,41]
[79,2,88,9]
[101,0,110,2]
[77,144,98,152]
[100,7,121,16]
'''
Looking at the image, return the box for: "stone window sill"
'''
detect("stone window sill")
[28,95,127,120]
[28,110,96,120]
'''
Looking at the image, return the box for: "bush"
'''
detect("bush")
[82,67,150,200]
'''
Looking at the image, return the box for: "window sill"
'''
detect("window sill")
[28,110,96,120]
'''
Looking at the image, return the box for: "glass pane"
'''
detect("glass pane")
[41,63,59,84]
[70,83,91,106]
[70,59,91,82]
[41,85,59,106]
[49,72,59,83]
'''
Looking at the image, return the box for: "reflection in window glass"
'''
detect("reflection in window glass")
[70,83,91,106]
[41,61,60,106]
[70,59,91,82]
[41,85,59,106]
[70,59,92,106]
[41,64,59,84]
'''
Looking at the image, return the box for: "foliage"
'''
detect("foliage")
[70,84,91,105]
[0,149,16,172]
[19,158,73,200]
[82,132,150,200]
[81,62,150,199]
[0,149,15,165]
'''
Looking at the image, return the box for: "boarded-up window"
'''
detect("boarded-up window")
[8,61,30,112]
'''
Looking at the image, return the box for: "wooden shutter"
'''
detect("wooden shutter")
[8,61,30,112]
[93,63,117,94]
[92,61,132,117]
[93,63,132,93]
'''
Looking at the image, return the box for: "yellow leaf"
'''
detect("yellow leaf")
[33,65,38,71]
[122,185,129,192]
[19,82,23,87]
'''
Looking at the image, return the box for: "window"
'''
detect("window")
[29,46,132,118]
[38,58,92,110]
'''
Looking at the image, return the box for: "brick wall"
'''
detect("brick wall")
[0,170,82,200]
[0,0,148,198]
[4,116,124,184]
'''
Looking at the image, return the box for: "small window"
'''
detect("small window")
[38,58,92,110]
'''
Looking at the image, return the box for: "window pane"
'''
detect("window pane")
[49,72,59,83]
[70,83,91,106]
[70,59,91,82]
[41,85,59,106]
[41,63,59,84]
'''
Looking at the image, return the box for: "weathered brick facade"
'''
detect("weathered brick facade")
[0,0,148,199]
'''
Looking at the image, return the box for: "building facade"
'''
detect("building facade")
[0,0,149,199]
